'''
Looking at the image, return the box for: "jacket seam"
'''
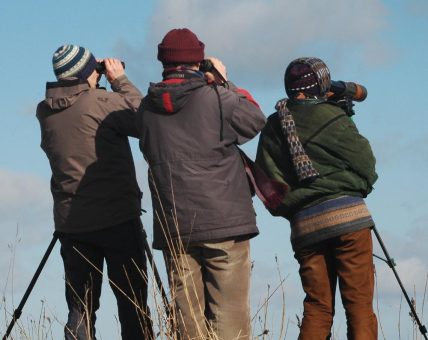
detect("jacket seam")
[302,113,347,148]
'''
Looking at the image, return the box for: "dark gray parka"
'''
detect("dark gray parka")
[138,75,266,249]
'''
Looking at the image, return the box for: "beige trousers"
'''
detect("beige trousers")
[164,238,251,340]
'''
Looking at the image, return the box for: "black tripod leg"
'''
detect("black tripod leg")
[372,226,427,340]
[2,233,58,340]
[137,226,179,338]
[138,228,170,317]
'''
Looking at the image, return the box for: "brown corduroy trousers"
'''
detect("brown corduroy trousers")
[294,228,378,340]
[164,238,251,340]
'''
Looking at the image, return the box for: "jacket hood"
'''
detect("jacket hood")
[146,77,206,115]
[44,79,91,110]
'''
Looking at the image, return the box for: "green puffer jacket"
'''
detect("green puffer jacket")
[255,100,378,220]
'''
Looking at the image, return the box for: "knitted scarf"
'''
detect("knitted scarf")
[276,98,319,183]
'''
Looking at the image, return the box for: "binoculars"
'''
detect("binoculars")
[96,61,125,74]
[199,59,214,73]
[199,59,227,86]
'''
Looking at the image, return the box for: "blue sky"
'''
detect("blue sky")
[1,0,427,339]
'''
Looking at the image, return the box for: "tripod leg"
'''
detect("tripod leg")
[2,233,58,340]
[137,227,181,338]
[138,228,171,316]
[372,226,427,340]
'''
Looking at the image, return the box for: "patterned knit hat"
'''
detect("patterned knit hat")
[284,57,331,98]
[157,28,205,65]
[52,44,97,80]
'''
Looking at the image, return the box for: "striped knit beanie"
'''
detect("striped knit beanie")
[52,45,97,80]
[157,28,205,65]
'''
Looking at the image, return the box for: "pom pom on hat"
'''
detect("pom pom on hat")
[52,44,97,80]
[157,28,205,65]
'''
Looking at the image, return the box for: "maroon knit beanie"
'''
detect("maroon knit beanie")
[157,28,205,65]
[284,57,330,98]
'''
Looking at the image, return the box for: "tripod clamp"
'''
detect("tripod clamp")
[372,253,396,268]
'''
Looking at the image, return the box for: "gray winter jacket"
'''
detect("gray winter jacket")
[138,74,266,249]
[37,75,143,233]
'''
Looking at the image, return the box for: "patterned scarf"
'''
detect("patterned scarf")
[276,98,319,183]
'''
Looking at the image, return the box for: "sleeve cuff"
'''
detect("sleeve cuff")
[111,74,128,92]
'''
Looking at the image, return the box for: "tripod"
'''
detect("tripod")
[2,233,58,340]
[2,227,171,339]
[372,226,427,340]
[138,227,171,318]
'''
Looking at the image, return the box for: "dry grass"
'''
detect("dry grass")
[2,246,428,339]
[2,185,428,339]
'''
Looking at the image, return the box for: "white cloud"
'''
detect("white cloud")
[375,257,428,297]
[0,169,53,293]
[145,0,391,86]
[0,169,51,220]
[0,168,51,224]
[0,170,64,326]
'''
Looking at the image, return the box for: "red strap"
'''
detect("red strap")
[234,88,260,108]
[163,79,185,84]
[162,92,174,113]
